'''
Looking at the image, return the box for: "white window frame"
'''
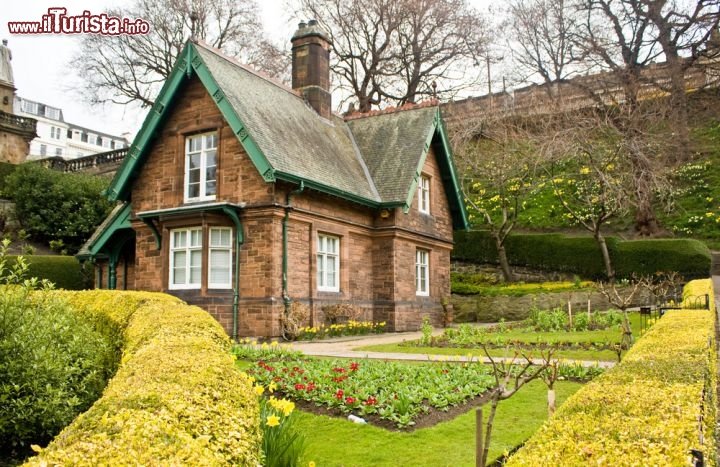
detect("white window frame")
[208,227,233,289]
[317,234,340,292]
[416,249,429,296]
[418,174,430,214]
[184,132,218,203]
[169,228,203,290]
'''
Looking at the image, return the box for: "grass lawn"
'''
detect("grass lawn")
[295,379,583,467]
[356,312,654,362]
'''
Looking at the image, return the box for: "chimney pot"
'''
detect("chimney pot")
[298,21,307,29]
[308,19,318,26]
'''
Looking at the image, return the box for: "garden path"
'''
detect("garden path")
[288,324,616,368]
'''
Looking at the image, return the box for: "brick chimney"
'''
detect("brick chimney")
[291,20,332,119]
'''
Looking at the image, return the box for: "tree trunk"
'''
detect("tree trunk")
[547,389,556,418]
[481,398,500,467]
[594,231,615,282]
[633,170,660,237]
[494,234,514,282]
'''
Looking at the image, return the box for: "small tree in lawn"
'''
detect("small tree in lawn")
[452,117,539,282]
[596,277,648,359]
[476,345,553,466]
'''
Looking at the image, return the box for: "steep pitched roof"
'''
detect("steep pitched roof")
[105,41,468,228]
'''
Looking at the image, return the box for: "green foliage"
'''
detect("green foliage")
[2,163,113,254]
[612,238,712,280]
[245,357,496,429]
[24,291,262,466]
[453,230,710,280]
[2,255,92,290]
[527,308,622,332]
[507,279,717,466]
[257,396,306,467]
[0,288,114,456]
[0,162,16,191]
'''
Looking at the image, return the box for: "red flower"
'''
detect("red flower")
[294,383,306,390]
[364,396,378,405]
[332,367,346,373]
[442,369,449,374]
[350,362,359,371]
[273,377,283,382]
[335,389,344,399]
[307,383,316,391]
[345,397,356,405]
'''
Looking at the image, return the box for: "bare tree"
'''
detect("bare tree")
[639,0,720,162]
[477,347,553,467]
[72,0,287,108]
[597,276,648,352]
[506,0,583,96]
[452,118,538,282]
[296,0,489,112]
[543,112,636,282]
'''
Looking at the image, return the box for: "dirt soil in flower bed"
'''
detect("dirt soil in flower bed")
[288,392,494,432]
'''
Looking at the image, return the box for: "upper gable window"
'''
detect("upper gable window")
[418,174,430,214]
[185,132,218,202]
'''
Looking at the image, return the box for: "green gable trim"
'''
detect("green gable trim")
[190,50,275,183]
[105,42,276,203]
[76,202,133,260]
[400,108,469,230]
[433,110,470,231]
[276,171,387,209]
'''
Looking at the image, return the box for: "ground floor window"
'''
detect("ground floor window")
[416,248,429,296]
[209,227,233,288]
[317,234,340,292]
[169,226,232,290]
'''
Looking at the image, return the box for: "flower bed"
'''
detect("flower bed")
[24,291,262,466]
[296,320,386,340]
[507,278,717,466]
[235,343,604,430]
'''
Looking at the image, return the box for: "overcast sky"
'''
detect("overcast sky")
[2,1,494,138]
[2,1,295,137]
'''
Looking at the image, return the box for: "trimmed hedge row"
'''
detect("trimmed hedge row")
[453,231,711,280]
[507,279,717,466]
[24,291,262,466]
[4,256,93,290]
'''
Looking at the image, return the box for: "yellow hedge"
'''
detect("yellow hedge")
[24,290,262,466]
[507,278,717,467]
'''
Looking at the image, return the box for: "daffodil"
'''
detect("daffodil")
[254,385,264,396]
[266,415,280,427]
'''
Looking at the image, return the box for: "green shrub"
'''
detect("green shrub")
[24,291,262,466]
[0,288,114,457]
[2,255,92,290]
[2,163,113,254]
[612,238,711,280]
[507,279,717,466]
[453,230,711,280]
[0,162,16,191]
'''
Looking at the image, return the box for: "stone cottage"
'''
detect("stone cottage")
[78,21,469,338]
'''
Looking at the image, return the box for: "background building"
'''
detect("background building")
[15,96,130,160]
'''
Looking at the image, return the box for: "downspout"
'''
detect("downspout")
[283,181,305,335]
[222,206,244,342]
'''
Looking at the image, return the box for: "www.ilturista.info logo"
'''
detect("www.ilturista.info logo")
[8,8,150,35]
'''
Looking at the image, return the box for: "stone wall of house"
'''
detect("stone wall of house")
[122,75,457,337]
